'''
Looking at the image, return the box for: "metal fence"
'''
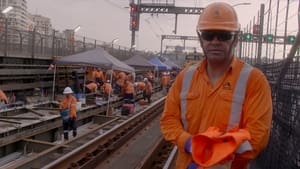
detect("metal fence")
[255,56,300,169]
[0,27,134,61]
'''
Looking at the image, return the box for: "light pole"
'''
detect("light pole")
[72,25,81,53]
[1,6,13,57]
[232,3,251,59]
[111,38,119,49]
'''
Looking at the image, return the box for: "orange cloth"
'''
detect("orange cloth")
[192,127,251,167]
[160,58,272,169]
[0,89,8,103]
[59,95,77,118]
[86,82,98,92]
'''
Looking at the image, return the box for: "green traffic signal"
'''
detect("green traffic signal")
[264,34,273,42]
[286,35,296,44]
[243,33,252,41]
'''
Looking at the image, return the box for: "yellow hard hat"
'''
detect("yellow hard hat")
[197,2,239,31]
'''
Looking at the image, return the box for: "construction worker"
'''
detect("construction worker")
[0,89,8,104]
[59,87,77,141]
[102,80,113,100]
[85,82,99,93]
[95,68,105,84]
[123,79,135,104]
[115,71,126,95]
[86,67,96,83]
[161,72,170,94]
[160,2,272,169]
[134,81,146,93]
[143,78,153,103]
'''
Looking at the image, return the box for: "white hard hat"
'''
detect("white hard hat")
[63,87,73,94]
[143,78,148,82]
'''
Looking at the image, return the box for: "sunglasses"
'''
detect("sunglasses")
[197,31,236,41]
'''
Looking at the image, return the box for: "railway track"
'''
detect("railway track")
[6,97,165,169]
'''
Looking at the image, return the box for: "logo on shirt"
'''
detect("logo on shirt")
[223,82,231,90]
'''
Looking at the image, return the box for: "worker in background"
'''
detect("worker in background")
[85,82,100,93]
[123,78,135,104]
[134,81,145,93]
[102,80,113,100]
[0,89,8,104]
[126,73,134,83]
[145,71,154,84]
[59,87,77,141]
[160,2,272,169]
[86,67,96,83]
[115,71,126,95]
[143,78,153,103]
[95,68,104,84]
[161,72,170,94]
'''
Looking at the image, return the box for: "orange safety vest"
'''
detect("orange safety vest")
[136,82,146,91]
[59,95,77,118]
[0,89,8,103]
[103,82,112,95]
[124,81,134,94]
[180,63,253,169]
[86,82,98,92]
[160,58,272,169]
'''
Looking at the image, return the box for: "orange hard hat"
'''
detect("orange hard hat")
[191,127,251,167]
[197,2,239,31]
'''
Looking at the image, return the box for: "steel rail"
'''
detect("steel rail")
[41,97,165,169]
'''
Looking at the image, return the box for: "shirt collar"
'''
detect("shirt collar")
[198,57,238,74]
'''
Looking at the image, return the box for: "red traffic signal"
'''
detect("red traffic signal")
[130,3,137,16]
[129,3,139,31]
[253,24,260,35]
[130,17,139,30]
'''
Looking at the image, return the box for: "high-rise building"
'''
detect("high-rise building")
[0,0,28,30]
[30,14,52,35]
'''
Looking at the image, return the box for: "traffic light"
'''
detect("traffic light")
[286,35,296,44]
[263,34,274,43]
[253,24,260,35]
[129,3,139,31]
[243,33,253,41]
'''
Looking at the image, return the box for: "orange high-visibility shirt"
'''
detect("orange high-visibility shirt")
[59,95,77,118]
[124,81,134,94]
[161,75,170,87]
[160,58,272,169]
[0,89,8,103]
[86,82,98,92]
[86,69,96,82]
[95,70,104,81]
[116,72,126,87]
[103,82,112,95]
[136,82,145,91]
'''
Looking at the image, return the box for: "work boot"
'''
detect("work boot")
[73,131,77,137]
[64,133,69,141]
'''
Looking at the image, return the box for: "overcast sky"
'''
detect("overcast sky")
[27,0,298,53]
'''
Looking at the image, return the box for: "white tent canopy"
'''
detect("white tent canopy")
[55,47,134,73]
